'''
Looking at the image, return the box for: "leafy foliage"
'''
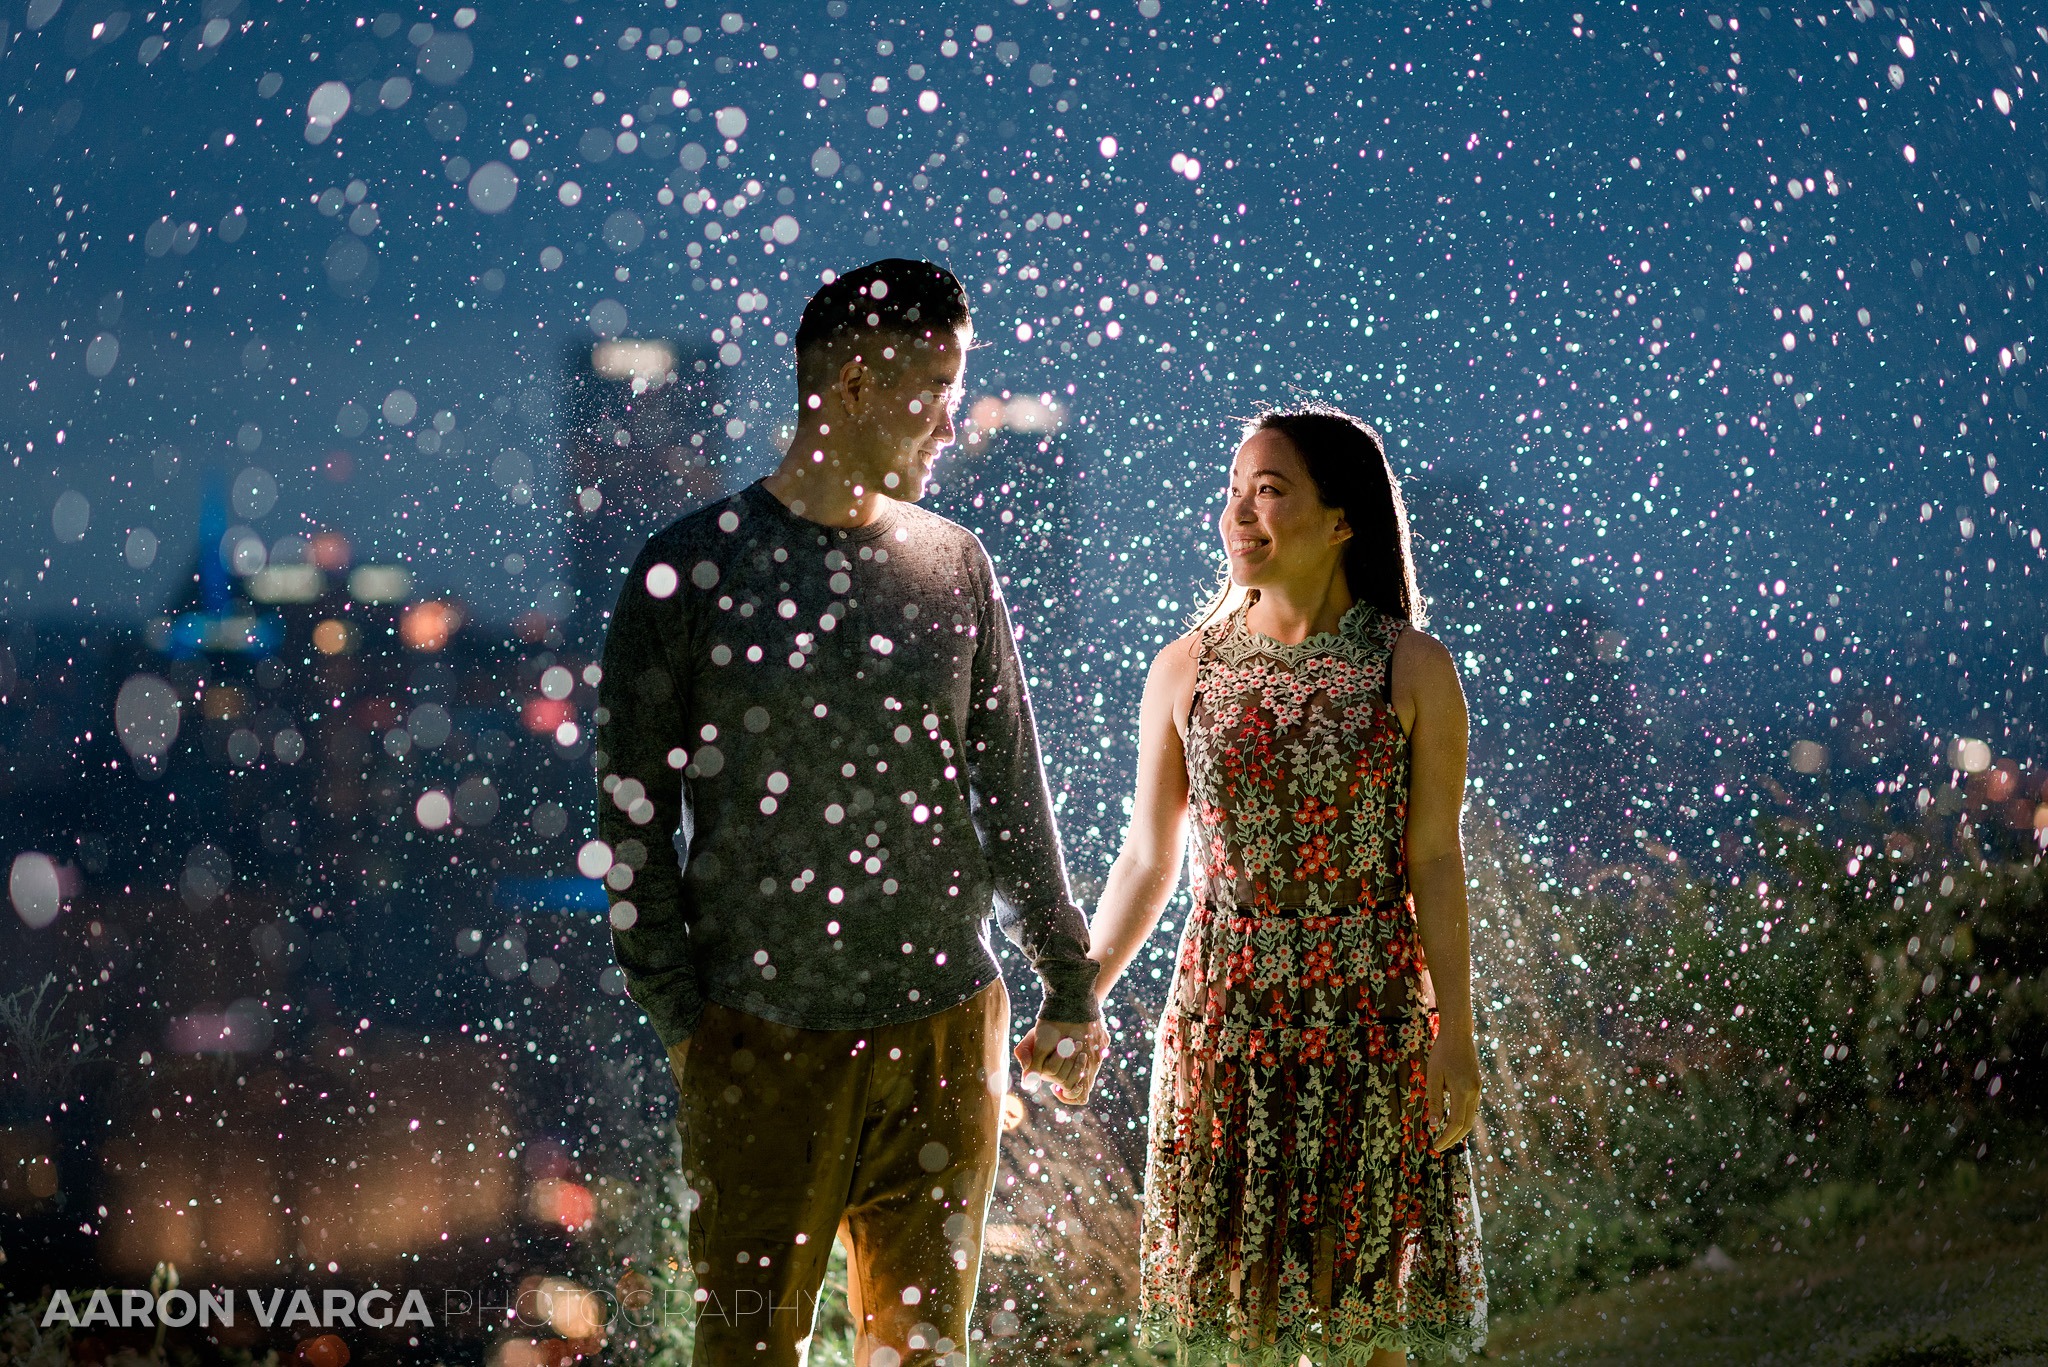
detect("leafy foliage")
[1467,794,2048,1315]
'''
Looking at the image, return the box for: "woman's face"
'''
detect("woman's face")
[1218,429,1350,591]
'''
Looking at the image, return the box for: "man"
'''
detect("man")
[596,259,1107,1367]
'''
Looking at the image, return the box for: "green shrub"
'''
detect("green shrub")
[1466,795,2048,1317]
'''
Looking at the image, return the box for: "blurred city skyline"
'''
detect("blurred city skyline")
[4,0,2046,1348]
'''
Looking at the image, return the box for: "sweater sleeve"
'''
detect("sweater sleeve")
[962,549,1101,1024]
[596,543,705,1048]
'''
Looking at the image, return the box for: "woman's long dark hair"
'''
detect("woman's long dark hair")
[1194,402,1426,629]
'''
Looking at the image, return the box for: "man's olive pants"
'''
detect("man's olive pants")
[676,982,1009,1367]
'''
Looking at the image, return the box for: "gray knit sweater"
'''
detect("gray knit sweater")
[595,480,1100,1046]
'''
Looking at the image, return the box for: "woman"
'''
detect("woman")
[1086,404,1487,1363]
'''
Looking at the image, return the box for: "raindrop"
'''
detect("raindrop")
[336,399,370,436]
[492,449,534,489]
[124,527,158,569]
[306,80,351,129]
[181,844,232,909]
[588,299,629,338]
[52,490,90,543]
[715,106,749,138]
[577,840,615,878]
[232,467,278,519]
[425,101,467,140]
[383,389,418,425]
[408,702,453,748]
[455,774,500,825]
[603,209,646,252]
[467,160,519,214]
[8,854,62,930]
[416,790,453,829]
[324,235,374,291]
[416,30,475,86]
[115,674,180,759]
[85,333,120,377]
[484,928,528,980]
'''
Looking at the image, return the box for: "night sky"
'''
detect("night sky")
[5,0,2044,872]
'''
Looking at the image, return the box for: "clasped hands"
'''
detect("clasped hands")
[1012,1015,1110,1106]
[667,1016,1112,1108]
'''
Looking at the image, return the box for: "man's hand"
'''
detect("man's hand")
[1013,1018,1109,1105]
[1426,1027,1481,1153]
[665,1039,691,1091]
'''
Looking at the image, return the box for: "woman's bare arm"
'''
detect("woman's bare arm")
[1394,626,1479,1152]
[1088,634,1198,998]
[1016,633,1196,1100]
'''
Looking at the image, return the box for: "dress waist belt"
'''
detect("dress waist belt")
[1206,898,1401,918]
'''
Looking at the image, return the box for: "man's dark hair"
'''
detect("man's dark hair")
[792,259,971,388]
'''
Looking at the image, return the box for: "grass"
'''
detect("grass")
[1484,1165,2048,1366]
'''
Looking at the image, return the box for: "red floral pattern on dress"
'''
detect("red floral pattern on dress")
[1140,600,1488,1365]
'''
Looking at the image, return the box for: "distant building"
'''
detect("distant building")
[561,338,731,647]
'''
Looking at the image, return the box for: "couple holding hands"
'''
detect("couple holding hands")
[597,259,1488,1366]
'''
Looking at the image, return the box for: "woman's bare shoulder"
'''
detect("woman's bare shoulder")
[1391,624,1466,710]
[1391,623,1456,673]
[1153,627,1206,675]
[1146,627,1205,731]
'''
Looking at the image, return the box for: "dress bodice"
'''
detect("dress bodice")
[1184,597,1410,913]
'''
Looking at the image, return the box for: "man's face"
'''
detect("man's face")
[853,327,967,501]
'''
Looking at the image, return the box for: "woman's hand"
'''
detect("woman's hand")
[1015,1017,1110,1105]
[1426,1027,1481,1152]
[666,1039,691,1091]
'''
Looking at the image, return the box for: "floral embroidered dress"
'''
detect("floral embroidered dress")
[1140,598,1487,1364]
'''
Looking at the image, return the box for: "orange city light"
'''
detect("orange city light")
[529,1178,595,1230]
[312,619,355,655]
[310,531,352,571]
[524,698,574,735]
[401,601,460,651]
